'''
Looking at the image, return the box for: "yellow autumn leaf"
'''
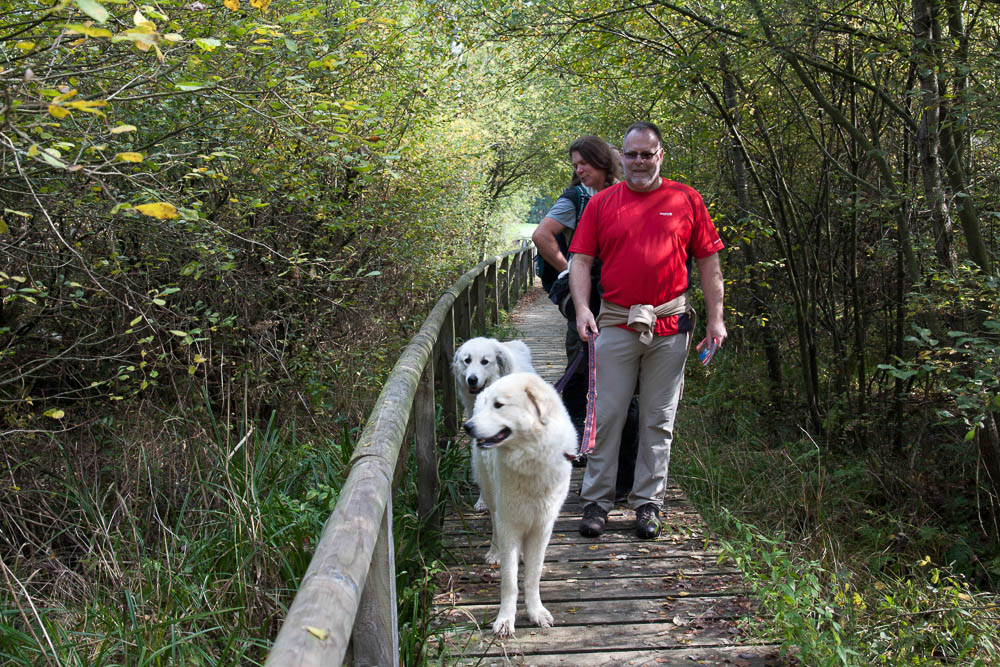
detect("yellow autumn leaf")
[45,409,66,420]
[224,0,240,9]
[135,202,179,219]
[116,152,143,162]
[16,41,35,51]
[67,99,108,115]
[48,105,71,118]
[111,124,137,134]
[305,626,329,640]
[53,89,79,103]
[62,23,113,38]
[193,354,207,363]
[133,9,154,28]
[250,0,271,10]
[27,144,39,157]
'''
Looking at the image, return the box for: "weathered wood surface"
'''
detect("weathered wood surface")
[429,286,790,666]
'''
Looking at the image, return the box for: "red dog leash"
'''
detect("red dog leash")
[554,335,597,462]
[577,334,597,458]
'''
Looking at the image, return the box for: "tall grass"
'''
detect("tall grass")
[1,400,471,665]
[672,346,1000,666]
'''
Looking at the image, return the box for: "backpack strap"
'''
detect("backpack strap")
[571,184,592,225]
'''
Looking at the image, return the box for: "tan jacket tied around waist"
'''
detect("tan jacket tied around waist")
[596,293,694,345]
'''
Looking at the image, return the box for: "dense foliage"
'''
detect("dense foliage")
[1,0,548,663]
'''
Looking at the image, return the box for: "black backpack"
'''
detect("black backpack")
[535,185,592,292]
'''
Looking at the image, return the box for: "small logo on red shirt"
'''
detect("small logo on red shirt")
[659,212,672,216]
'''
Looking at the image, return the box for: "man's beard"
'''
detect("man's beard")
[626,167,659,190]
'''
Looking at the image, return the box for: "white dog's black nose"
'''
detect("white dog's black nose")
[467,375,480,388]
[462,420,474,436]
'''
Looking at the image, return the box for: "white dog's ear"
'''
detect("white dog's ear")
[495,343,511,376]
[523,375,554,425]
[451,343,466,374]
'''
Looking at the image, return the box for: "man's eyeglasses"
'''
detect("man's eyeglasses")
[622,149,661,161]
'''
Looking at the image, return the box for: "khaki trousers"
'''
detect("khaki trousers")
[580,325,690,511]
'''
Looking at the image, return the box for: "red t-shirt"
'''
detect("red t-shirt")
[569,179,724,336]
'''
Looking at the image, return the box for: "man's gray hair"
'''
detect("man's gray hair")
[623,122,663,145]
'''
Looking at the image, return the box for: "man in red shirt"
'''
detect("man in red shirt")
[568,121,726,539]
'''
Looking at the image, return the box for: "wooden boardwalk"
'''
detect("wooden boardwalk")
[428,286,786,666]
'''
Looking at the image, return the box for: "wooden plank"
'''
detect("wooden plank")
[434,573,746,605]
[445,538,722,561]
[436,595,752,627]
[440,508,706,539]
[432,620,764,656]
[437,556,736,581]
[434,645,786,666]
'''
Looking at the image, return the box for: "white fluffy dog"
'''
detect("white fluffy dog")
[462,372,576,638]
[452,337,535,510]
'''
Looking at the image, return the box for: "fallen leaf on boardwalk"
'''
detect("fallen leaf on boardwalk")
[305,626,329,640]
[672,615,690,626]
[588,545,600,551]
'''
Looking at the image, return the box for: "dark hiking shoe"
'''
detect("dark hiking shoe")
[635,503,661,540]
[571,454,588,468]
[579,503,608,537]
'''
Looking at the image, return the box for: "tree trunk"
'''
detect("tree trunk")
[721,53,784,406]
[913,0,956,271]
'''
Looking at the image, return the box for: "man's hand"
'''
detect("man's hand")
[695,252,726,364]
[569,252,597,340]
[576,308,598,341]
[696,321,726,364]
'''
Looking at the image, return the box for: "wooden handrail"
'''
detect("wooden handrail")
[266,245,535,666]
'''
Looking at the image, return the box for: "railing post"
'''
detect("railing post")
[351,496,398,667]
[416,359,438,525]
[454,287,472,344]
[436,310,458,434]
[524,248,534,292]
[474,271,486,335]
[499,256,511,313]
[486,261,498,327]
[509,254,521,302]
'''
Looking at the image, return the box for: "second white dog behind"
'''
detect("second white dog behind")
[452,337,535,511]
[463,372,577,638]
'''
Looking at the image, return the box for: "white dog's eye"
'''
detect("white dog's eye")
[493,400,503,409]
[481,359,489,366]
[463,356,471,364]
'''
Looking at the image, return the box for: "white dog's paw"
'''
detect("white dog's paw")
[492,615,515,638]
[527,604,553,629]
[474,496,488,512]
[484,545,500,565]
